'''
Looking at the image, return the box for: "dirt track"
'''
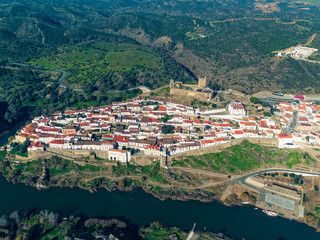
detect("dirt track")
[307,33,317,45]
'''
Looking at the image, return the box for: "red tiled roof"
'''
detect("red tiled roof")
[113,135,128,143]
[158,106,167,111]
[50,140,65,144]
[276,133,293,139]
[109,149,129,153]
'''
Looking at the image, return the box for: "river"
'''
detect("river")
[0,175,318,240]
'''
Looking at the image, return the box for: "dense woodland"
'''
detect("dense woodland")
[0,67,142,134]
[1,0,320,131]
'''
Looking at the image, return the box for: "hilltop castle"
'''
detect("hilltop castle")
[169,76,213,101]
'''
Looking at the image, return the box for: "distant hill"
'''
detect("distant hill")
[0,0,320,93]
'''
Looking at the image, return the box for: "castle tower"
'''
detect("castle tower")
[198,76,207,88]
[170,79,175,89]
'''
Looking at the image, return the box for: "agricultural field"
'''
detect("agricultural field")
[171,141,316,174]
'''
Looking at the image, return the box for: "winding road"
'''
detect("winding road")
[10,63,150,93]
[11,63,78,90]
[230,168,320,189]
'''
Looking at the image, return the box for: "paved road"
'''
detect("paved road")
[231,168,320,188]
[11,63,82,91]
[285,111,298,133]
[10,63,150,93]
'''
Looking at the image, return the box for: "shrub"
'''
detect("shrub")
[250,97,260,104]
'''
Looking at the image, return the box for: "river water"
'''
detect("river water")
[0,176,318,240]
[0,130,319,240]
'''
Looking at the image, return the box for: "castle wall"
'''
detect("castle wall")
[25,148,109,162]
[170,88,212,101]
[168,138,278,163]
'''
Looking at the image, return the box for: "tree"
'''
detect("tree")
[47,212,59,226]
[263,112,271,117]
[113,142,119,149]
[250,97,260,104]
[314,185,319,191]
[5,97,23,123]
[9,211,19,224]
[0,215,8,227]
[161,125,174,134]
[161,117,168,123]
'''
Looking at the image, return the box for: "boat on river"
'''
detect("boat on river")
[262,210,278,217]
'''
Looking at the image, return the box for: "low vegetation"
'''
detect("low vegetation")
[171,141,315,174]
[0,210,235,240]
[0,154,215,202]
[0,210,137,239]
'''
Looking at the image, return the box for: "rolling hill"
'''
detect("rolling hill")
[0,0,320,93]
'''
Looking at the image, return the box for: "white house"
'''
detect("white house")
[228,100,246,116]
[276,133,295,148]
[108,149,131,163]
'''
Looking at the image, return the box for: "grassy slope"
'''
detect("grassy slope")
[171,141,315,174]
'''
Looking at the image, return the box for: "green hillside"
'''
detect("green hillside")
[1,0,320,94]
[29,41,194,91]
[171,141,315,174]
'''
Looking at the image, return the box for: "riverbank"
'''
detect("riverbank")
[0,154,219,204]
[2,153,320,234]
[2,142,320,233]
[0,209,235,239]
[0,164,319,240]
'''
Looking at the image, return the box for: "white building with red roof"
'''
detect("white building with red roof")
[276,133,295,148]
[27,142,44,151]
[228,100,246,116]
[108,149,131,163]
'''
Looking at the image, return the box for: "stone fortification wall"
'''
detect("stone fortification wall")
[25,148,109,161]
[248,138,278,147]
[170,88,210,102]
[18,139,277,164]
[170,138,278,161]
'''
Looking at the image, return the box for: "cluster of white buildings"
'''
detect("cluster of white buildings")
[15,96,286,160]
[277,46,318,59]
[273,100,320,147]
